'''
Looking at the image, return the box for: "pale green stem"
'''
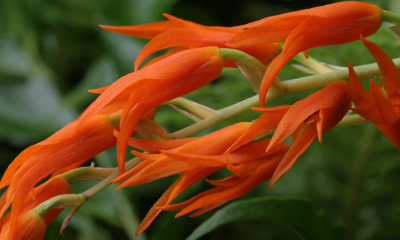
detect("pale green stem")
[336,114,369,128]
[61,167,116,182]
[34,193,86,217]
[34,57,400,221]
[292,53,334,74]
[383,10,400,26]
[160,97,216,119]
[220,48,272,93]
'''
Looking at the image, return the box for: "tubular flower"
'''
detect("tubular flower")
[0,176,71,240]
[0,210,46,240]
[253,81,351,187]
[100,14,281,70]
[349,37,400,148]
[0,115,115,238]
[77,47,224,174]
[228,1,382,107]
[113,122,290,235]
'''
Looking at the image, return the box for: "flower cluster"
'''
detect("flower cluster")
[1,1,400,239]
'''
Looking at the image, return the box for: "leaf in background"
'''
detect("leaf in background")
[0,37,31,79]
[63,56,119,109]
[186,196,344,240]
[132,0,179,23]
[389,26,400,45]
[0,76,76,145]
[67,214,113,240]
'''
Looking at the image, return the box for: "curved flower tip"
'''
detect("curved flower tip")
[349,38,400,148]
[99,20,179,39]
[227,2,382,107]
[267,81,350,187]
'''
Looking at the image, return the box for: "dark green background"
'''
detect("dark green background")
[0,0,399,239]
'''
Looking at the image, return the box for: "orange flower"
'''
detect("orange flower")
[0,176,71,240]
[77,47,225,174]
[349,37,400,148]
[0,115,115,239]
[113,121,292,235]
[100,14,281,70]
[228,1,382,107]
[254,81,351,187]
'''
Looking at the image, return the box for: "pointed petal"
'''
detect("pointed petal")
[205,175,242,186]
[361,37,400,104]
[226,105,290,153]
[267,81,349,152]
[270,122,318,188]
[127,137,199,153]
[158,186,227,211]
[134,27,234,70]
[99,21,178,39]
[348,62,370,112]
[369,79,398,126]
[113,159,154,184]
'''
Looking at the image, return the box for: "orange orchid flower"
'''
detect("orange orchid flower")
[253,81,351,187]
[0,175,71,240]
[349,37,400,148]
[113,121,292,235]
[76,47,224,174]
[101,14,281,70]
[113,122,250,234]
[113,122,252,186]
[227,1,382,107]
[0,115,115,239]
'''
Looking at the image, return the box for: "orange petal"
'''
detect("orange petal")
[99,21,179,39]
[348,62,370,112]
[267,81,349,152]
[226,105,290,153]
[161,138,271,167]
[134,27,234,70]
[270,122,318,188]
[157,186,227,212]
[361,37,400,105]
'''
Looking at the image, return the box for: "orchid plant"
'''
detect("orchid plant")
[1,1,400,239]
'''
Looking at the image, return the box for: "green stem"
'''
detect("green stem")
[61,167,116,182]
[160,97,216,119]
[336,114,369,128]
[382,10,400,26]
[292,53,334,74]
[34,193,86,217]
[220,48,272,93]
[283,58,400,93]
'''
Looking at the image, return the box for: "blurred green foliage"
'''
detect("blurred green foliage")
[0,0,399,239]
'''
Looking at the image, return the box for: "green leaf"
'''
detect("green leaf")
[186,196,344,240]
[0,76,76,145]
[63,56,119,109]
